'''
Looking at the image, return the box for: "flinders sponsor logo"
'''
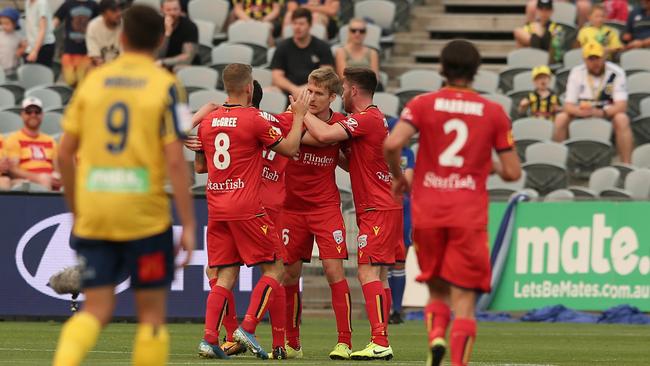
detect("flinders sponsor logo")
[515,214,650,276]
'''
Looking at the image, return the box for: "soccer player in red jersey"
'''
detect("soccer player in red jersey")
[280,68,353,360]
[384,40,522,366]
[301,67,402,360]
[194,63,309,360]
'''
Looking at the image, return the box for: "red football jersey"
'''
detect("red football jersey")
[198,105,283,220]
[338,106,401,212]
[401,87,514,229]
[260,111,293,211]
[284,111,346,213]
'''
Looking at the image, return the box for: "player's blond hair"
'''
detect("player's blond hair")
[223,63,253,95]
[308,68,342,95]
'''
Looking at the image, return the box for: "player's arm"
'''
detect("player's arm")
[494,150,521,182]
[300,131,328,147]
[492,106,522,182]
[337,149,349,171]
[194,151,208,173]
[383,120,417,198]
[192,102,220,128]
[271,89,310,157]
[303,113,348,144]
[58,133,79,214]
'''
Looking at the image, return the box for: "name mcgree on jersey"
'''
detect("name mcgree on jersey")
[211,117,238,127]
[206,177,245,191]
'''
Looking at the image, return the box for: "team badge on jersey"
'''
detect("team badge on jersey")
[343,117,358,131]
[357,234,368,249]
[333,229,344,245]
[372,226,381,236]
[268,126,282,139]
[260,224,269,235]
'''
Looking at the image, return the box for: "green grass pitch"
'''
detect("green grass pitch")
[0,318,648,365]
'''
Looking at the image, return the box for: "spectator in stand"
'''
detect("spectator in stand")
[623,0,650,49]
[0,135,11,190]
[5,97,60,190]
[231,0,282,46]
[157,0,198,70]
[553,42,633,163]
[604,0,628,23]
[86,0,122,67]
[578,5,623,59]
[525,0,591,27]
[514,0,566,63]
[335,18,379,80]
[53,0,100,87]
[24,0,57,67]
[0,7,26,79]
[271,8,334,96]
[283,0,340,39]
[518,65,561,120]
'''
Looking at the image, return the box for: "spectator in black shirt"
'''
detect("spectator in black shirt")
[271,8,334,96]
[157,0,198,70]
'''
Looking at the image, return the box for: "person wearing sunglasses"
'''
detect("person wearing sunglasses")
[4,97,60,190]
[335,19,379,82]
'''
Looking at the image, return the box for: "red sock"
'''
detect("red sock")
[384,287,392,324]
[285,284,301,349]
[425,300,451,342]
[269,284,286,348]
[329,280,352,348]
[450,318,477,366]
[204,282,229,345]
[223,286,238,342]
[361,281,389,347]
[241,275,279,334]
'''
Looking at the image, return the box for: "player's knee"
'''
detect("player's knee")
[357,264,380,285]
[215,266,239,289]
[205,266,217,280]
[322,259,345,283]
[261,260,285,281]
[283,261,302,285]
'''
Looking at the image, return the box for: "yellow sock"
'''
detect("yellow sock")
[132,324,170,366]
[53,312,101,366]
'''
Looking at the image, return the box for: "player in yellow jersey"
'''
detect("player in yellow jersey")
[52,5,196,366]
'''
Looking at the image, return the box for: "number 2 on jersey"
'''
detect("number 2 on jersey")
[439,118,468,167]
[213,132,231,170]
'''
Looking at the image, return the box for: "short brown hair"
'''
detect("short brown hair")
[292,8,312,25]
[440,40,480,83]
[343,67,377,95]
[223,63,253,95]
[123,5,164,51]
[308,68,342,95]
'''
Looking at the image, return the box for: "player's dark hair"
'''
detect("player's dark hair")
[440,40,481,84]
[122,5,164,51]
[252,80,263,109]
[291,8,312,25]
[343,67,377,96]
[223,63,253,95]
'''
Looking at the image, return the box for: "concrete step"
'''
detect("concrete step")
[393,39,515,56]
[443,0,526,14]
[413,50,509,64]
[413,13,524,32]
[382,62,505,80]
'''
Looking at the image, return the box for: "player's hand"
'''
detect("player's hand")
[26,50,38,63]
[290,88,310,117]
[176,225,196,268]
[519,98,530,109]
[626,40,643,49]
[391,174,409,201]
[184,135,203,151]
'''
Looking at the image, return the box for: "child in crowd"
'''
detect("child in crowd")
[0,7,26,78]
[578,4,623,59]
[518,65,561,120]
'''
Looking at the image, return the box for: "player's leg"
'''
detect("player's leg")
[265,208,288,359]
[389,212,410,324]
[283,260,304,354]
[449,287,477,366]
[204,266,244,355]
[132,288,170,366]
[380,266,391,330]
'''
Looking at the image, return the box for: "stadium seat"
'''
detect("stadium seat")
[194,19,217,65]
[512,117,553,161]
[211,43,255,88]
[177,66,219,92]
[252,68,273,89]
[0,84,24,105]
[600,168,650,200]
[564,118,613,179]
[507,48,549,68]
[339,23,382,50]
[354,0,396,32]
[631,143,650,168]
[551,1,577,26]
[266,48,275,67]
[631,115,650,146]
[0,87,15,109]
[487,172,526,200]
[0,111,24,134]
[394,70,441,109]
[569,166,620,198]
[544,189,574,201]
[188,89,227,113]
[483,94,512,117]
[227,20,270,66]
[473,70,499,94]
[554,67,571,95]
[332,95,343,113]
[17,64,54,89]
[41,112,63,136]
[620,49,650,74]
[373,92,399,118]
[188,0,229,42]
[43,84,73,105]
[640,96,650,116]
[25,88,62,109]
[0,69,4,84]
[563,48,583,69]
[625,72,650,118]
[522,142,569,195]
[259,90,287,114]
[283,23,327,40]
[379,71,389,88]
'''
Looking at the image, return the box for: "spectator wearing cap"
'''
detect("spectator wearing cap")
[524,0,591,27]
[514,0,566,63]
[554,42,633,163]
[5,97,60,190]
[623,0,650,49]
[157,0,199,70]
[24,0,57,67]
[0,7,26,78]
[518,65,561,120]
[578,5,623,59]
[86,0,122,66]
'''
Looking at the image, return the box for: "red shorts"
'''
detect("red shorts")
[356,209,403,265]
[413,227,491,293]
[207,215,282,268]
[265,206,288,263]
[395,236,406,263]
[280,208,347,264]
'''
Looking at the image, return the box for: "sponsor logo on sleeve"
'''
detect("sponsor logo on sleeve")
[268,126,282,139]
[343,117,358,132]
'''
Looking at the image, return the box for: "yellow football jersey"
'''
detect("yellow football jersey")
[5,129,57,173]
[578,26,623,54]
[62,53,191,241]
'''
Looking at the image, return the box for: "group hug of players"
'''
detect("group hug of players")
[50,5,522,366]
